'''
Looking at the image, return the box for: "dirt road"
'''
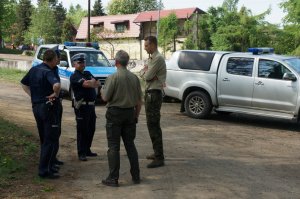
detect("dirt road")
[1,81,300,199]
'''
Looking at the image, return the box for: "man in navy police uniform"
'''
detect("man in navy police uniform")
[70,53,101,161]
[21,49,61,179]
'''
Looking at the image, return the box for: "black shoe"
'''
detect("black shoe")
[78,155,87,161]
[39,173,60,179]
[86,151,98,157]
[54,159,64,165]
[50,167,59,173]
[52,165,60,170]
[146,154,155,160]
[132,177,141,184]
[102,178,119,187]
[147,159,165,168]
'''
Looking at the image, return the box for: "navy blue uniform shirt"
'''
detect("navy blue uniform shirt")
[70,70,97,101]
[21,63,60,104]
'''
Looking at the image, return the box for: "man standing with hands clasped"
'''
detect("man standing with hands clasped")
[141,36,166,168]
[101,50,142,187]
[21,49,61,179]
[70,53,101,161]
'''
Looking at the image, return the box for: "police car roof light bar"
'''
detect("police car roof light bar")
[63,42,99,50]
[248,47,274,55]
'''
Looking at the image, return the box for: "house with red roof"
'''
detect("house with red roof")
[76,7,205,59]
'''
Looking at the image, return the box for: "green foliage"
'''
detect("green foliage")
[25,1,57,45]
[0,68,27,83]
[92,0,106,16]
[62,17,76,42]
[53,2,67,43]
[67,4,87,28]
[14,0,33,45]
[281,0,300,55]
[0,48,23,55]
[0,0,17,44]
[107,0,162,15]
[158,13,178,55]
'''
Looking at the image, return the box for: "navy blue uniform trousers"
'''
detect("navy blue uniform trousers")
[33,102,60,176]
[74,105,96,156]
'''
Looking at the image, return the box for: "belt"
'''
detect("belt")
[146,89,162,94]
[83,101,95,105]
[108,106,134,110]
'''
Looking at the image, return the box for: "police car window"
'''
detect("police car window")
[178,51,215,71]
[226,57,254,76]
[37,48,49,60]
[258,59,290,80]
[60,51,68,62]
[70,51,111,67]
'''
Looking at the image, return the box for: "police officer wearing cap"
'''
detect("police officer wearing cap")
[21,49,61,179]
[101,50,142,187]
[70,53,101,161]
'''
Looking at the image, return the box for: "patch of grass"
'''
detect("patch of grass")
[0,48,23,55]
[0,117,38,189]
[0,58,4,61]
[0,68,27,83]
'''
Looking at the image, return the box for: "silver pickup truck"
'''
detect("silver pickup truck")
[164,48,300,120]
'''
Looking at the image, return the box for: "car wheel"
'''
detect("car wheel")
[184,91,212,119]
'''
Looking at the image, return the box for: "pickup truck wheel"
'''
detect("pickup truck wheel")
[184,91,212,119]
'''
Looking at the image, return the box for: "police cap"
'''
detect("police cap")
[71,53,86,62]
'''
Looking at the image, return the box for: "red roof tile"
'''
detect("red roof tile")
[133,7,205,23]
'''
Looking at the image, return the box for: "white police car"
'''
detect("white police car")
[32,42,116,98]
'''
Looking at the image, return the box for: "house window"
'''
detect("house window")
[115,23,127,33]
[93,23,104,32]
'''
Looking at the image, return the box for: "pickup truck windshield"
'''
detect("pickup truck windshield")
[70,51,112,67]
[284,58,300,73]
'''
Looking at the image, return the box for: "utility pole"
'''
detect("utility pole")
[88,0,91,42]
[156,0,162,38]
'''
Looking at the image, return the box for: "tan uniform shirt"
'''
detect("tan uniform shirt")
[144,50,166,91]
[102,67,142,108]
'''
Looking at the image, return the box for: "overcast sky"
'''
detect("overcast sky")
[32,0,286,24]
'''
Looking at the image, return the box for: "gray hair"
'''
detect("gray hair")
[115,50,129,67]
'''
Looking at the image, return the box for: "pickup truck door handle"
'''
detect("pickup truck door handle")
[222,78,230,81]
[255,81,264,85]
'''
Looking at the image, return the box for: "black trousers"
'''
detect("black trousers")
[53,102,63,163]
[105,107,140,180]
[74,105,96,156]
[144,90,164,160]
[33,103,60,176]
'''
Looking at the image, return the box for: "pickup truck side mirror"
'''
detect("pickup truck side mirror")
[283,72,297,81]
[59,61,68,68]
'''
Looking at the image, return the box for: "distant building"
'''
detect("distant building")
[76,7,205,59]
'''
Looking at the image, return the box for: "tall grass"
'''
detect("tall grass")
[0,68,27,83]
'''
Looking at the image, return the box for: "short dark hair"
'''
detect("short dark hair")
[115,50,130,67]
[43,49,57,62]
[144,36,158,47]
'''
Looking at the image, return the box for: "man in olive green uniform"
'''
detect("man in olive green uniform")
[101,50,142,187]
[141,36,166,168]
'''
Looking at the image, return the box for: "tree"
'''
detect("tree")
[14,0,33,45]
[0,0,17,47]
[61,17,76,42]
[67,4,87,28]
[92,0,105,16]
[281,0,300,55]
[158,13,178,56]
[25,1,57,44]
[53,2,67,42]
[107,0,163,15]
